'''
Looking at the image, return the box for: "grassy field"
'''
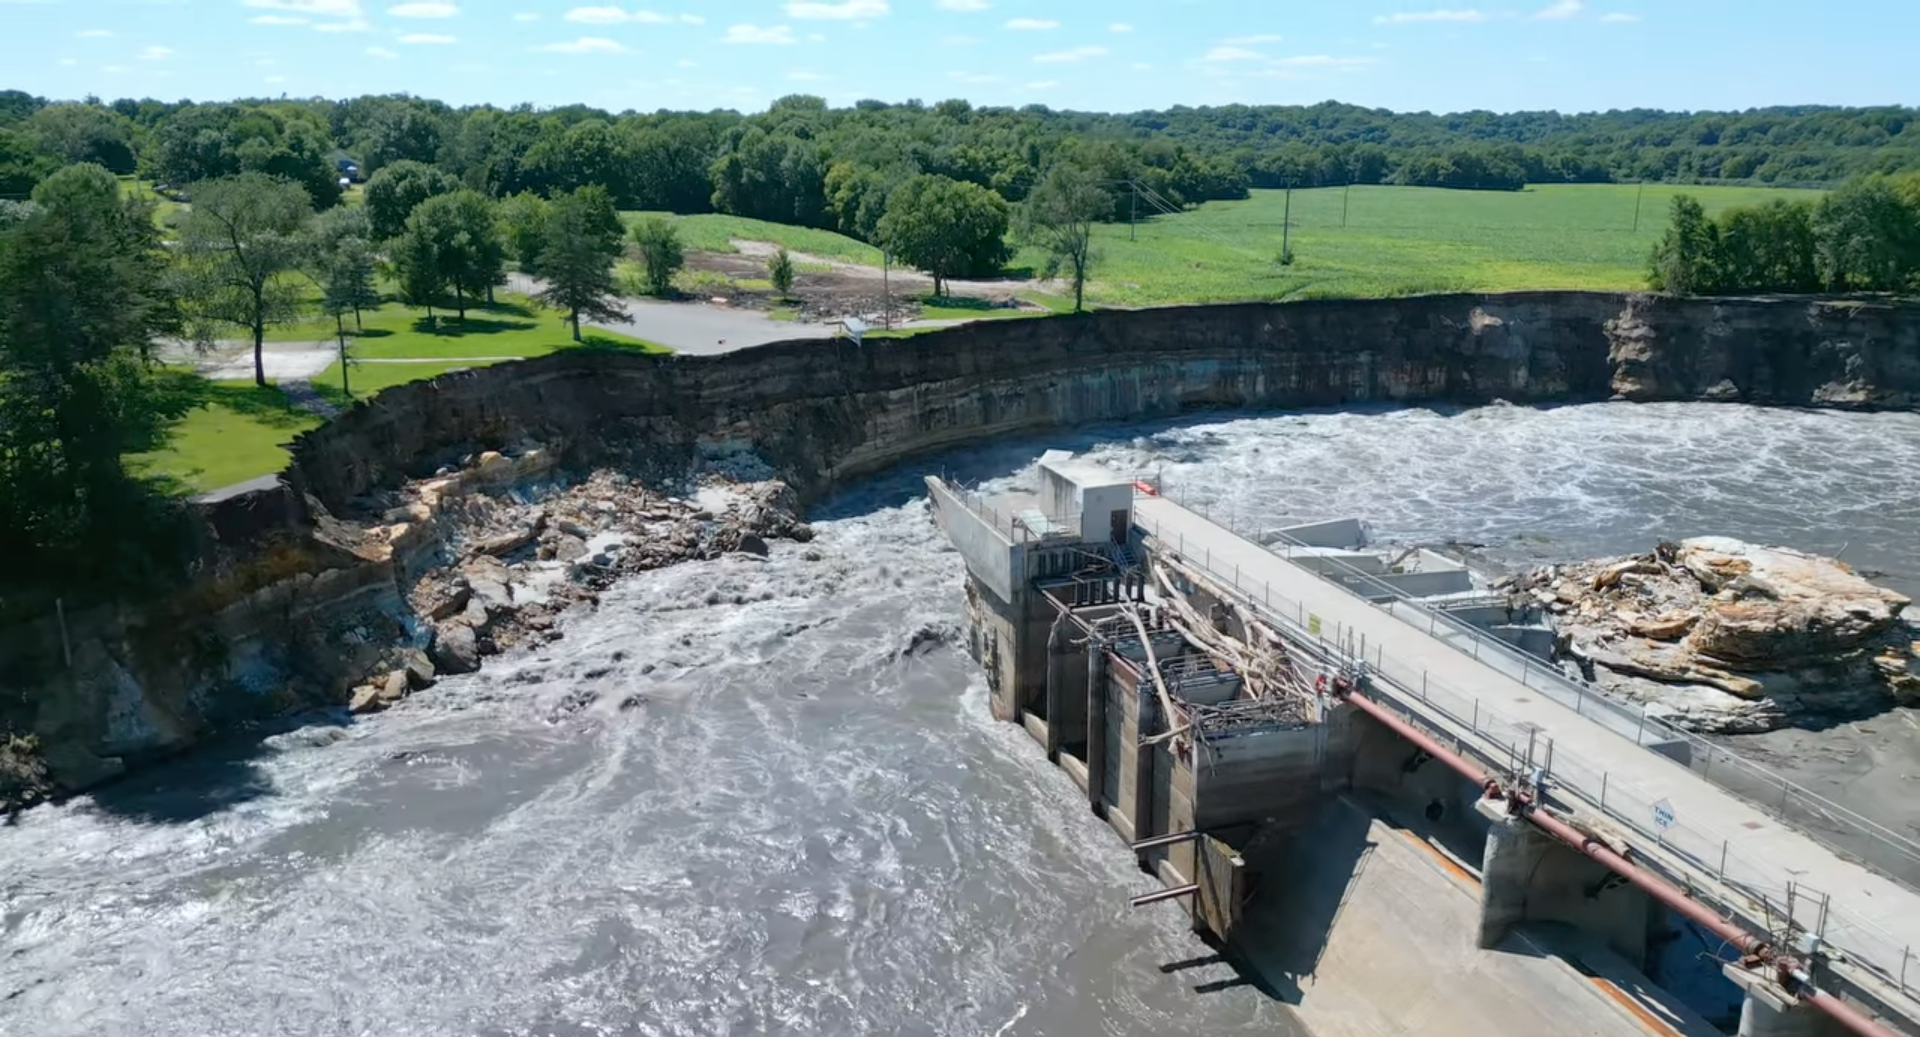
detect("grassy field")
[144,294,664,492]
[128,383,324,493]
[621,211,886,266]
[1048,183,1824,307]
[268,292,667,354]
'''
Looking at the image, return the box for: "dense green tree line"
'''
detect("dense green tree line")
[6,89,1918,223]
[1650,174,1920,294]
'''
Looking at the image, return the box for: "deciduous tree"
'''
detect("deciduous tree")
[877,174,1011,296]
[364,157,457,240]
[768,247,795,298]
[1647,194,1720,295]
[1017,163,1110,312]
[0,165,194,591]
[535,185,625,341]
[178,172,312,386]
[499,191,550,274]
[631,216,684,297]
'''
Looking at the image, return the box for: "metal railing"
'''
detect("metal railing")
[1141,482,1920,892]
[1131,504,1920,1004]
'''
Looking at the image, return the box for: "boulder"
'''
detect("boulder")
[348,684,385,715]
[403,650,437,689]
[736,532,770,557]
[431,623,481,675]
[378,670,410,704]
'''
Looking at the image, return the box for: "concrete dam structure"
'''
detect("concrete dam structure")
[928,452,1920,1037]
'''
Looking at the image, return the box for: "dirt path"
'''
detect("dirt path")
[729,240,1060,301]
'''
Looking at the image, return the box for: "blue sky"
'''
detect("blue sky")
[5,0,1917,115]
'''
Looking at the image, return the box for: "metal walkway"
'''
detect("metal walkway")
[1133,493,1920,1010]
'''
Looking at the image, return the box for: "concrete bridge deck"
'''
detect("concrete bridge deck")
[1132,493,1920,1009]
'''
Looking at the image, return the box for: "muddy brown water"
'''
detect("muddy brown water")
[4,401,1917,1036]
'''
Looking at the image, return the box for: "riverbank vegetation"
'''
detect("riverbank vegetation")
[1650,174,1920,294]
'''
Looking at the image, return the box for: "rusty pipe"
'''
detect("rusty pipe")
[1337,683,1493,790]
[1799,983,1907,1037]
[1522,803,1767,958]
[1333,688,1908,1037]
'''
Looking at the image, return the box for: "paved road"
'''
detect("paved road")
[1134,493,1920,989]
[504,273,836,354]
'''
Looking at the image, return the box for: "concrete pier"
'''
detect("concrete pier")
[926,451,1920,1037]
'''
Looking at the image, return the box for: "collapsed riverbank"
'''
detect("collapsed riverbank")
[3,289,1917,809]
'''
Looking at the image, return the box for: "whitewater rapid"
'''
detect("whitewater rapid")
[4,401,1917,1036]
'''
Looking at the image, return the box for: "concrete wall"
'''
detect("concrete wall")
[1193,727,1325,832]
[926,480,1020,604]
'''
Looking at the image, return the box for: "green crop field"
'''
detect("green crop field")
[1046,183,1823,307]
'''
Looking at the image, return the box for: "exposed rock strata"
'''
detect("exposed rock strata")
[1517,538,1918,733]
[4,290,1918,807]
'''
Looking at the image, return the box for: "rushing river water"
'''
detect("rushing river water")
[6,402,1920,1037]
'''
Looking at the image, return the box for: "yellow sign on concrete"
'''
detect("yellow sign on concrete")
[1308,614,1322,636]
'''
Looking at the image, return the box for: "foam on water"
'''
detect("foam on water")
[4,401,1916,1036]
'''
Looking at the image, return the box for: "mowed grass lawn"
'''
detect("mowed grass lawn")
[144,293,668,492]
[1016,183,1825,307]
[128,382,325,493]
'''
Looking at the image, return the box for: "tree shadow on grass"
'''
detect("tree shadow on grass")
[195,383,320,429]
[409,315,539,337]
[564,331,672,355]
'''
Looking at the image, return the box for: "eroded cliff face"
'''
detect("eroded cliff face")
[3,290,1916,804]
[1605,295,1920,406]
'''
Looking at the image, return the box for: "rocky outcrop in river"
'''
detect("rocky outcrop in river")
[1519,538,1918,732]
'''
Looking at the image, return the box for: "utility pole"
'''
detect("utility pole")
[1130,181,1137,242]
[1342,182,1351,229]
[1632,181,1646,234]
[1281,184,1293,262]
[882,250,891,330]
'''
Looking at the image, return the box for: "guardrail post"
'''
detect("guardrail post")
[1902,947,1911,993]
[1718,839,1728,880]
[1421,672,1428,702]
[1635,708,1646,746]
[1600,772,1609,811]
[1520,656,1529,683]
[1471,700,1479,733]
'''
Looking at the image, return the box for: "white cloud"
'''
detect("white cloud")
[249,14,307,23]
[1034,44,1104,63]
[807,31,825,40]
[1225,33,1282,44]
[538,35,626,52]
[723,23,795,43]
[1533,0,1582,18]
[1600,11,1639,20]
[1004,17,1055,29]
[944,34,981,44]
[938,0,988,8]
[677,58,696,66]
[537,36,625,52]
[1371,9,1486,23]
[1108,22,1131,32]
[1201,45,1263,62]
[1275,54,1380,66]
[1129,61,1151,69]
[388,1,457,15]
[315,19,371,31]
[566,7,686,23]
[59,57,77,66]
[399,31,457,42]
[76,28,114,37]
[1025,80,1058,89]
[565,6,627,23]
[104,65,130,74]
[138,45,174,60]
[513,12,540,21]
[265,74,287,82]
[787,69,829,80]
[949,70,1001,83]
[784,0,886,18]
[243,0,362,15]
[366,44,399,56]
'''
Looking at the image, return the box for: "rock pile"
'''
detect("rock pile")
[342,459,810,714]
[1515,537,1918,733]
